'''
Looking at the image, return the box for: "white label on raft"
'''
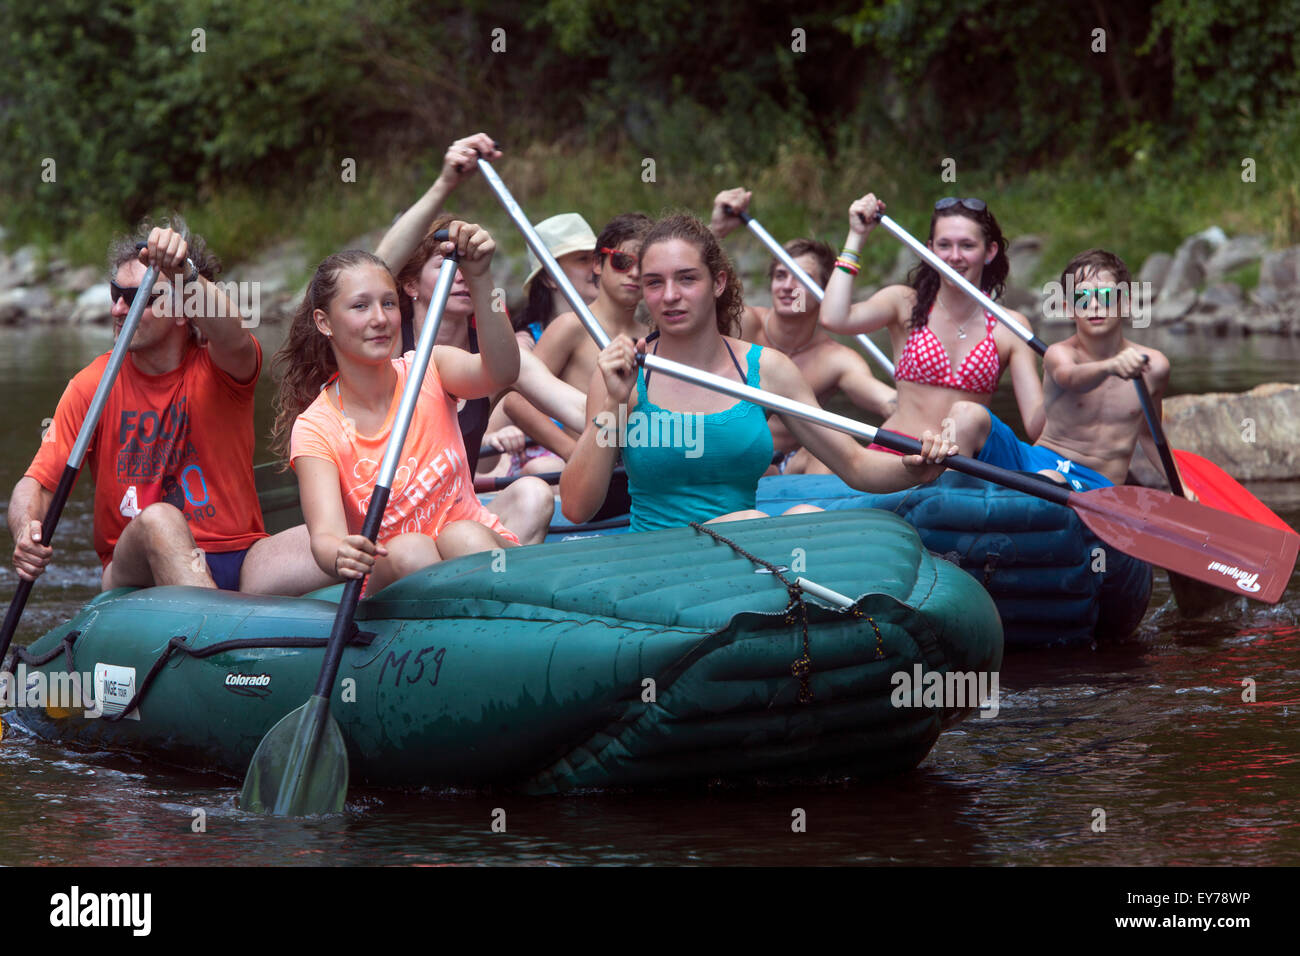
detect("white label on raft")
[94,663,140,721]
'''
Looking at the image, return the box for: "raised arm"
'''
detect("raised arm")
[821,193,899,335]
[373,133,502,271]
[146,227,259,383]
[708,187,752,240]
[709,188,768,341]
[432,223,520,400]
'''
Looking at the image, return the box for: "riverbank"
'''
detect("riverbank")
[4,142,1300,328]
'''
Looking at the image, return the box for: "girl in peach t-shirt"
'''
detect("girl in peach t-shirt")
[271,223,521,594]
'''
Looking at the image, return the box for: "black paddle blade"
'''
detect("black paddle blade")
[240,695,348,816]
[1069,486,1298,604]
[1169,570,1237,618]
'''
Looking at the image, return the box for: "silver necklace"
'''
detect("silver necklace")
[765,315,816,356]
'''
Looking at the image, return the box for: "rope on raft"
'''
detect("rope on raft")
[688,521,885,704]
[7,629,377,723]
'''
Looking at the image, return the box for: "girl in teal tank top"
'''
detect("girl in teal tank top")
[623,338,773,532]
[558,214,957,533]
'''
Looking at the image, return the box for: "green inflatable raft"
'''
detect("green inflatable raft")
[6,510,1002,793]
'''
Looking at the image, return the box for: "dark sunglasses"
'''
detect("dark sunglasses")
[600,247,638,273]
[935,197,987,212]
[109,282,166,308]
[1073,286,1118,309]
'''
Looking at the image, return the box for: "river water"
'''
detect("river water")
[0,323,1297,867]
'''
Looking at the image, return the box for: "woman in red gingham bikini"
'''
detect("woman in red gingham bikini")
[819,195,1045,487]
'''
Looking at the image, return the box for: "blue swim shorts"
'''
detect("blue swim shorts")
[975,410,1113,493]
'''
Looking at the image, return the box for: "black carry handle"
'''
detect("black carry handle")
[722,203,754,224]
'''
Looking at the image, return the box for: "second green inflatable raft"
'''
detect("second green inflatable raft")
[8,510,1003,793]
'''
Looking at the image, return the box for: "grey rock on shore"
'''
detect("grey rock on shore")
[1129,382,1300,484]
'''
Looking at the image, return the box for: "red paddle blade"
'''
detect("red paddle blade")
[1068,486,1298,604]
[1172,449,1297,535]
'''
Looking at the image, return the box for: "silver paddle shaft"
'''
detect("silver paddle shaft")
[477,166,886,445]
[641,350,883,443]
[375,254,458,490]
[476,159,611,351]
[731,210,896,379]
[70,265,158,467]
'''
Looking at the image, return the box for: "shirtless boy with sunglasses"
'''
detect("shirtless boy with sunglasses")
[942,248,1190,494]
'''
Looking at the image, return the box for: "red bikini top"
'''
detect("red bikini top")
[895,306,1002,395]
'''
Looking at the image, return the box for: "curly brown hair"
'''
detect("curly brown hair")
[639,213,743,336]
[270,250,394,460]
[107,213,221,281]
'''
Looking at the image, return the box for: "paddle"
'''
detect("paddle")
[1133,374,1236,613]
[721,203,896,379]
[0,263,158,681]
[240,230,460,815]
[1169,450,1295,534]
[475,465,626,493]
[1133,373,1184,496]
[873,211,1296,533]
[478,161,1298,604]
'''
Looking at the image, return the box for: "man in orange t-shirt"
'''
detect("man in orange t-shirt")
[9,221,333,594]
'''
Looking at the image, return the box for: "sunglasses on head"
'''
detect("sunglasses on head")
[1073,286,1118,309]
[600,247,638,273]
[109,281,166,308]
[934,197,987,212]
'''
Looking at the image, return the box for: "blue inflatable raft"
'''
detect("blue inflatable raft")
[754,472,1152,648]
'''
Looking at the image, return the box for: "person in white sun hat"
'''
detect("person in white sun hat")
[480,212,604,480]
[514,212,601,349]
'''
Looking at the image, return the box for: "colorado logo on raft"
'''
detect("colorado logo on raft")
[224,673,271,687]
[1207,561,1262,593]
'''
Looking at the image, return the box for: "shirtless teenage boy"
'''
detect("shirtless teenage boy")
[709,189,897,473]
[944,249,1187,493]
[510,213,652,461]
